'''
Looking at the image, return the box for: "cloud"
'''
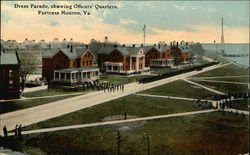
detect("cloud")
[119,18,138,25]
[49,21,59,26]
[173,5,185,11]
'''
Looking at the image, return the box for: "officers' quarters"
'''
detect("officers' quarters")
[97,45,149,74]
[42,45,99,85]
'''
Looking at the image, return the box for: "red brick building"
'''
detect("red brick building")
[0,50,21,99]
[42,45,99,84]
[97,45,149,74]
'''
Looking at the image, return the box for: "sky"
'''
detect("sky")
[1,1,249,44]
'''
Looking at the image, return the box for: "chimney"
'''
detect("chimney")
[141,44,143,47]
[186,42,188,45]
[177,42,179,47]
[67,45,70,48]
[154,44,156,47]
[86,45,88,49]
[132,44,135,48]
[123,44,125,47]
[70,45,73,52]
[158,44,160,49]
[170,42,172,47]
[114,44,117,48]
[48,44,51,49]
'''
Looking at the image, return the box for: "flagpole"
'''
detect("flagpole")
[144,29,145,45]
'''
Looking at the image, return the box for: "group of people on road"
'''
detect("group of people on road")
[82,82,125,93]
[102,83,125,93]
[2,124,22,138]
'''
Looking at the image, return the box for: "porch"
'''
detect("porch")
[53,67,99,85]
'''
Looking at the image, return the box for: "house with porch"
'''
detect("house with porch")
[42,45,99,85]
[0,48,21,99]
[97,45,149,74]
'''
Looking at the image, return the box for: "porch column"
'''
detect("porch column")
[81,72,83,82]
[54,72,56,80]
[70,73,72,84]
[142,56,145,69]
[59,72,61,80]
[111,65,113,71]
[136,56,139,71]
[130,57,132,70]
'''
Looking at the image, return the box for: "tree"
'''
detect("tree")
[172,52,182,66]
[19,52,38,93]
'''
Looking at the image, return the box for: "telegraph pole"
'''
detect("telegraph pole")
[147,135,150,155]
[117,130,121,155]
[143,24,146,45]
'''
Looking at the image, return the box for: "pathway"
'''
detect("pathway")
[0,63,227,135]
[189,79,248,85]
[8,109,218,136]
[0,92,84,103]
[183,78,225,95]
[135,93,213,102]
[190,75,249,79]
[23,85,47,93]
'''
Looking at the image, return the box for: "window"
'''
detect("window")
[90,61,92,65]
[82,61,85,66]
[9,70,13,88]
[86,61,89,65]
[73,61,76,66]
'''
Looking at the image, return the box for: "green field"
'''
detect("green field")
[10,112,248,155]
[23,95,199,130]
[141,80,216,98]
[194,64,249,77]
[0,95,80,114]
[23,87,91,97]
[230,99,249,111]
[194,81,248,93]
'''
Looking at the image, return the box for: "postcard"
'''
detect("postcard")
[0,1,249,154]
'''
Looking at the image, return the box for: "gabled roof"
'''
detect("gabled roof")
[98,46,144,56]
[81,49,96,58]
[42,46,89,59]
[0,51,20,65]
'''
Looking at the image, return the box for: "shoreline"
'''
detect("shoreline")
[219,55,249,69]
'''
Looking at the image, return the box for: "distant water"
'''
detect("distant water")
[202,44,249,68]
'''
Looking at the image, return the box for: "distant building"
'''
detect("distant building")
[42,45,99,85]
[0,46,21,99]
[97,44,149,74]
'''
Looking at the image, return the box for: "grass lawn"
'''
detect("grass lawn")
[23,95,199,130]
[230,99,249,111]
[194,64,249,77]
[11,112,248,155]
[194,81,248,93]
[100,74,152,84]
[0,94,80,114]
[141,80,216,98]
[23,87,91,97]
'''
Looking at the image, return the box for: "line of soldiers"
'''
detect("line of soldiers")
[2,125,22,138]
[82,82,125,93]
[102,83,125,93]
